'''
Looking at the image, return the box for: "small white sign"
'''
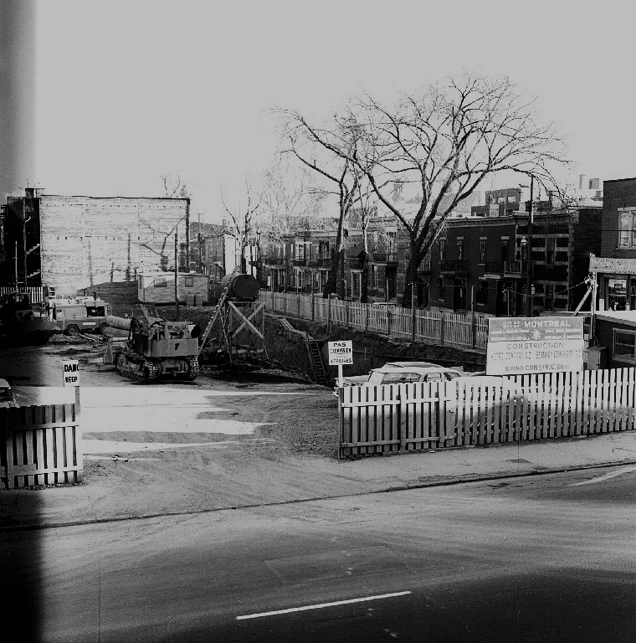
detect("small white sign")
[63,360,80,387]
[328,340,353,365]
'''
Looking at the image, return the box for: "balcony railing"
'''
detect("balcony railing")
[372,252,399,264]
[308,255,334,267]
[292,258,307,266]
[503,261,526,276]
[440,260,469,273]
[484,261,504,274]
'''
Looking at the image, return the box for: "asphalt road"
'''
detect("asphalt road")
[3,467,636,642]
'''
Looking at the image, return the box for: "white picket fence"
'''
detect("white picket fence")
[338,368,636,458]
[261,291,488,352]
[0,286,45,303]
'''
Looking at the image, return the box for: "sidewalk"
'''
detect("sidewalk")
[2,429,636,531]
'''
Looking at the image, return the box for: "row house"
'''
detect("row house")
[259,219,408,302]
[428,202,602,316]
[590,177,636,312]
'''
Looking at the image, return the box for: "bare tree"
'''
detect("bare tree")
[287,73,568,306]
[280,112,372,298]
[159,173,189,198]
[260,160,320,243]
[220,179,262,275]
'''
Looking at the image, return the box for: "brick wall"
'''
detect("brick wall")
[39,195,189,293]
[601,178,636,258]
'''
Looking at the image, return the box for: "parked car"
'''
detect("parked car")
[339,361,460,388]
[0,378,18,408]
[335,365,465,396]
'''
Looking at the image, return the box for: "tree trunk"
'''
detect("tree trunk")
[401,242,421,308]
[360,249,368,303]
[323,217,345,298]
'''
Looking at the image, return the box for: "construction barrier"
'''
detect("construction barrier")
[0,404,82,489]
[338,368,636,458]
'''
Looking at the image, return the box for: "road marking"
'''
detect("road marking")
[236,591,412,620]
[570,465,636,486]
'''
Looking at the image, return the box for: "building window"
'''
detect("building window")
[618,209,636,248]
[614,329,636,363]
[372,265,379,290]
[544,284,554,310]
[479,239,486,264]
[475,280,488,305]
[438,277,445,301]
[154,277,167,288]
[439,238,446,262]
[185,276,194,287]
[546,238,556,264]
[457,238,464,260]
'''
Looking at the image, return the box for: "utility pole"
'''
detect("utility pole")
[22,197,27,288]
[525,176,534,317]
[174,230,180,319]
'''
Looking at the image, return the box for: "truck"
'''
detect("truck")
[50,296,111,334]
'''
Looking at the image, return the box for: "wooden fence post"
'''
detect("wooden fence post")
[328,296,332,332]
[311,291,315,321]
[387,309,392,336]
[440,311,445,346]
[471,311,477,349]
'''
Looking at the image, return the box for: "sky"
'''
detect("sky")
[20,0,636,223]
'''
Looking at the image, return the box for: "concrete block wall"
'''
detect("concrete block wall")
[39,195,189,293]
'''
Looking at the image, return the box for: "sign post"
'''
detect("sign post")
[63,359,81,410]
[486,316,584,376]
[328,340,353,386]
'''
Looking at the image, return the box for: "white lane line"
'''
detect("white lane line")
[570,465,636,486]
[236,591,412,620]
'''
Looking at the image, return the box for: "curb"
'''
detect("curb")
[2,459,635,534]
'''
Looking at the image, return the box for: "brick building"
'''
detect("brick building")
[590,177,636,311]
[429,204,602,316]
[1,189,190,295]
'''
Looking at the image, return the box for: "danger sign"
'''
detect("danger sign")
[63,360,80,387]
[328,340,353,365]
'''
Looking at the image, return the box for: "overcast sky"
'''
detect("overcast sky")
[27,0,636,222]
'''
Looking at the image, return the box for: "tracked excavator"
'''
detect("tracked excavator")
[105,310,202,382]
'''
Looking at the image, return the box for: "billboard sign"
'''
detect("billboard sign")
[486,316,584,376]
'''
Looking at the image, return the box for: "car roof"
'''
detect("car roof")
[384,361,443,369]
[0,378,11,388]
[371,366,461,374]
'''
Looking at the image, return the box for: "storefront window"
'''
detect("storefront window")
[614,330,636,363]
[608,278,628,311]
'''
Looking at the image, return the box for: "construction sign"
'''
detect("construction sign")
[486,316,584,376]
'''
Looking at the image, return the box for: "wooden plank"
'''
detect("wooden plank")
[24,428,35,487]
[555,372,565,438]
[547,372,556,439]
[431,381,440,450]
[477,381,487,446]
[44,406,55,485]
[628,368,636,431]
[598,369,607,434]
[573,368,583,436]
[485,383,494,444]
[368,384,378,455]
[341,439,402,447]
[438,380,447,447]
[339,386,351,459]
[455,380,466,446]
[590,369,600,435]
[445,380,458,447]
[613,368,623,432]
[471,380,480,446]
[391,384,400,453]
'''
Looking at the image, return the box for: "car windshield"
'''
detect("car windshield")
[0,388,13,402]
